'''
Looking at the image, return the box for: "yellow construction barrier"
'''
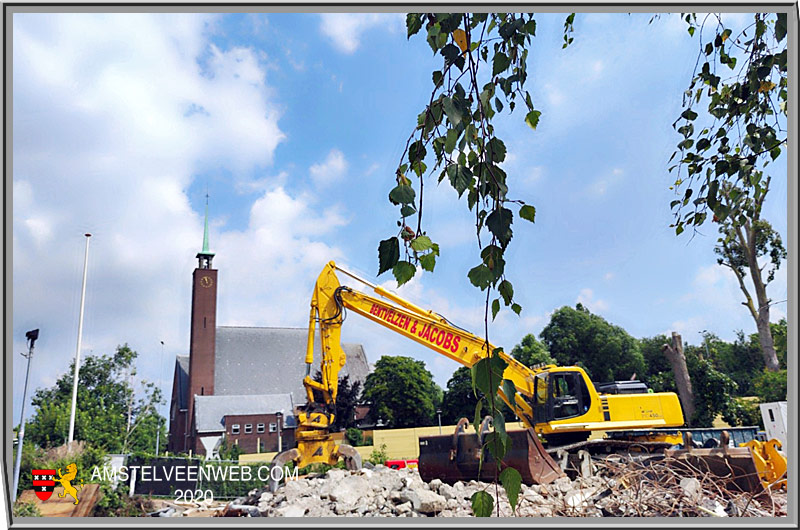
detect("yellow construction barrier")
[239,422,531,464]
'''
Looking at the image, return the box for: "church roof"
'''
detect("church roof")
[175,355,190,410]
[213,326,370,405]
[194,393,295,434]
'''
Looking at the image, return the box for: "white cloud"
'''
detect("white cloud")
[576,288,609,313]
[319,13,403,54]
[309,149,349,186]
[215,185,348,327]
[11,13,290,419]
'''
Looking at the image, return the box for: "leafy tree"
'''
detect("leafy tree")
[510,334,554,367]
[539,304,645,383]
[361,356,438,428]
[753,369,787,403]
[704,330,765,396]
[312,372,362,431]
[669,13,787,371]
[684,346,738,427]
[770,318,787,369]
[638,334,677,392]
[25,345,165,453]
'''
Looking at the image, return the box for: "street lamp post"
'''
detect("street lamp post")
[700,330,710,359]
[436,409,442,435]
[68,233,92,445]
[13,329,39,501]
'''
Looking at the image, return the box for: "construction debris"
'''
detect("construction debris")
[220,457,787,518]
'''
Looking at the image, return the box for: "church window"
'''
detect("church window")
[245,424,253,434]
[231,424,240,435]
[257,423,265,433]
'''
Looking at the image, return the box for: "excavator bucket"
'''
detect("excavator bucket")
[664,431,767,495]
[418,418,564,485]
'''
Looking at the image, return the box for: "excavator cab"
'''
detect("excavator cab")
[532,370,592,424]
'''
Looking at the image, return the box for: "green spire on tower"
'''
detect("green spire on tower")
[197,192,214,268]
[202,196,212,255]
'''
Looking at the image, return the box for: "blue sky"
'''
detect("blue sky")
[11,11,789,424]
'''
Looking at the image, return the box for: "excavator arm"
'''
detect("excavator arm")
[303,261,539,427]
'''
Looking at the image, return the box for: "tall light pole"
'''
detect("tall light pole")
[436,408,442,435]
[155,340,165,456]
[700,329,710,359]
[68,233,91,445]
[13,329,39,501]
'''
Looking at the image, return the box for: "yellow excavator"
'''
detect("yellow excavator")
[268,261,684,486]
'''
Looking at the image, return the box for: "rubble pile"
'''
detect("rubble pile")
[221,458,787,518]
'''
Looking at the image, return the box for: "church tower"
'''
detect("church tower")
[186,198,217,451]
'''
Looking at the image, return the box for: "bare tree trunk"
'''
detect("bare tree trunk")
[662,332,695,426]
[729,222,781,372]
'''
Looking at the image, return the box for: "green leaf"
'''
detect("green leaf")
[501,379,518,411]
[486,207,513,247]
[776,13,787,42]
[472,355,508,397]
[419,253,436,272]
[681,109,698,121]
[440,43,460,65]
[408,140,427,165]
[432,70,443,87]
[410,235,433,252]
[400,204,416,217]
[484,431,508,462]
[499,467,522,511]
[492,51,510,76]
[444,128,459,153]
[471,490,493,517]
[493,409,506,438]
[491,298,500,320]
[392,260,416,286]
[467,264,493,290]
[442,96,462,125]
[498,280,513,305]
[389,184,416,205]
[525,110,541,130]
[487,137,506,163]
[447,163,473,197]
[519,204,536,223]
[511,303,522,315]
[378,237,400,275]
[406,13,423,38]
[472,397,483,429]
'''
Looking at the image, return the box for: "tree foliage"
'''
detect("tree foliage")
[510,333,554,367]
[361,356,438,428]
[377,12,575,320]
[25,345,165,454]
[669,13,787,372]
[539,304,645,382]
[669,12,787,234]
[684,346,739,427]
